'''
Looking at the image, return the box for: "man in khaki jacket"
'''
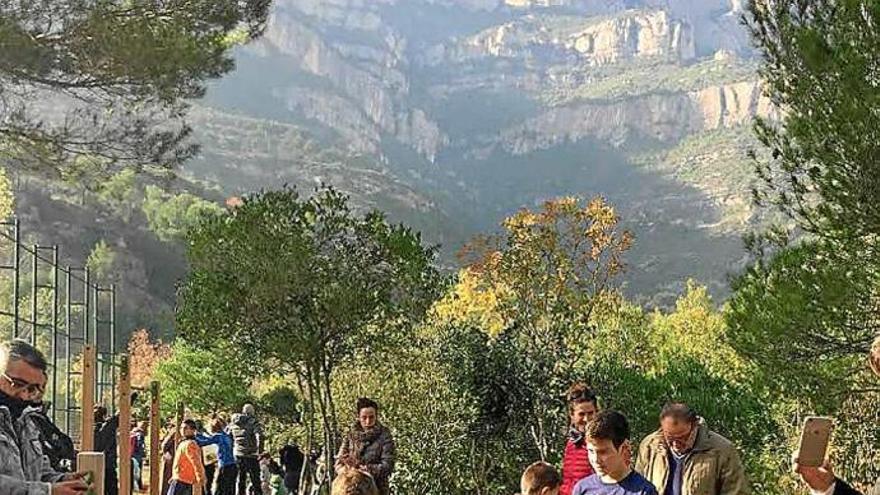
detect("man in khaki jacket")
[636,402,748,495]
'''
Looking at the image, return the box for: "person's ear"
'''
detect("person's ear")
[620,440,633,463]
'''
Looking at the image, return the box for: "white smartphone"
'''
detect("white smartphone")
[796,416,833,468]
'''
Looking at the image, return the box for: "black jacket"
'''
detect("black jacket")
[834,477,880,495]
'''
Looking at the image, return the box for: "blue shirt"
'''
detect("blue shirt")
[572,471,658,495]
[664,452,687,495]
[196,432,235,467]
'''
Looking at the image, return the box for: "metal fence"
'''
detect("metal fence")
[0,217,121,443]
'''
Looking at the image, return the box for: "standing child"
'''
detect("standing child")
[131,421,147,491]
[521,462,562,495]
[259,453,272,495]
[267,459,287,495]
[572,410,657,495]
[169,419,207,495]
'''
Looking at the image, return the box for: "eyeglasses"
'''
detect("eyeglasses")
[2,372,45,396]
[662,424,698,449]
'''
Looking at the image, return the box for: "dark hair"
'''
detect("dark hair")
[586,410,630,448]
[521,461,562,495]
[182,419,198,429]
[94,405,108,422]
[566,382,597,409]
[3,339,48,371]
[210,417,226,433]
[659,402,698,424]
[356,397,379,413]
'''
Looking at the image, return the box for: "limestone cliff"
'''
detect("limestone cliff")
[691,80,777,130]
[237,0,758,166]
[261,5,448,161]
[194,0,770,299]
[440,10,694,66]
[567,10,695,64]
[480,79,769,156]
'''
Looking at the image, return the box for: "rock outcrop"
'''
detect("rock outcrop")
[482,80,772,156]
[691,81,776,130]
[262,7,447,161]
[567,10,696,64]
[443,9,695,66]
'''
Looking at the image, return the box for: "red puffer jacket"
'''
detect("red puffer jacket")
[560,437,594,495]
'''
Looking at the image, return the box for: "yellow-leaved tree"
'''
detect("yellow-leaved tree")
[444,196,634,459]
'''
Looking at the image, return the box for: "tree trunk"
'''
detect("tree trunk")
[308,364,333,490]
[296,370,315,495]
[321,356,339,463]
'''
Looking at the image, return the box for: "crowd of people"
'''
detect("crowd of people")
[1,337,879,495]
[512,334,880,495]
[158,395,395,495]
[157,404,308,495]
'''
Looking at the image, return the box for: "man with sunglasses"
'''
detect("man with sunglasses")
[636,402,748,495]
[1,339,91,495]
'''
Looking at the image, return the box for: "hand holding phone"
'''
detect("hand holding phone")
[796,416,833,468]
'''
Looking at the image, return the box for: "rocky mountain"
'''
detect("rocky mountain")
[189,0,770,303]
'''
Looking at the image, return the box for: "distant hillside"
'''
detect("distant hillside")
[189,0,767,303]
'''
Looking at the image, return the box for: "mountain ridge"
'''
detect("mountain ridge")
[188,0,765,302]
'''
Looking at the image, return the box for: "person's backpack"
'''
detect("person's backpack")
[31,411,76,472]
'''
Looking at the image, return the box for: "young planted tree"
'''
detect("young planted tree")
[0,0,270,176]
[176,186,440,484]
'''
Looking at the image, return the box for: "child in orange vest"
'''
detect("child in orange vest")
[168,419,206,495]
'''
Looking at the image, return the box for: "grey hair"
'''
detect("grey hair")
[1,339,48,372]
[659,402,698,424]
[242,403,255,415]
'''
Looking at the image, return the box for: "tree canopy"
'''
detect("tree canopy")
[734,0,880,384]
[176,185,441,476]
[0,0,271,176]
[749,0,880,244]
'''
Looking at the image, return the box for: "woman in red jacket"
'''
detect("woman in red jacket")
[560,383,598,495]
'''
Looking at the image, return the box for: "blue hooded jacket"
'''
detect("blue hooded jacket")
[196,431,235,468]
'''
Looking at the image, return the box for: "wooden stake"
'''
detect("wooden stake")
[77,452,105,495]
[149,381,161,495]
[118,355,131,495]
[80,345,97,452]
